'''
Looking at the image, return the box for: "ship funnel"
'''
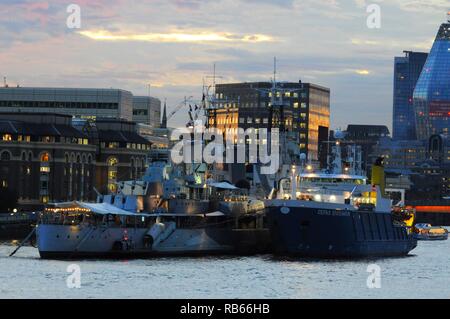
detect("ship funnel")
[371,157,385,195]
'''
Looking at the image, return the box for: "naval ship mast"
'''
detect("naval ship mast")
[252,58,302,193]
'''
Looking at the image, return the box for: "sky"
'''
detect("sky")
[0,0,448,131]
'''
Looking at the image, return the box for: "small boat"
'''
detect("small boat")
[413,223,448,241]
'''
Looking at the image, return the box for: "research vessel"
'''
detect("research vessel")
[265,149,417,258]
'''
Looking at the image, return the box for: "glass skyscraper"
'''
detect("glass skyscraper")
[393,51,428,140]
[413,22,450,140]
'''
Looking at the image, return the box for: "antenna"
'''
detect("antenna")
[273,57,277,84]
[3,76,7,88]
[148,83,151,98]
[447,10,450,22]
[206,63,223,96]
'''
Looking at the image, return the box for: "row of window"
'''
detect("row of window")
[215,92,309,100]
[133,109,148,116]
[210,117,310,126]
[0,100,120,110]
[2,134,89,145]
[215,101,310,109]
[100,142,150,150]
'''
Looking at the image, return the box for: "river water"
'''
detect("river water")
[0,237,449,299]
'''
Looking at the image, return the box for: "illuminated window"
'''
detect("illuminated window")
[40,166,50,173]
[107,157,118,193]
[42,136,52,143]
[40,152,50,173]
[41,153,50,162]
[2,134,12,141]
[1,180,7,188]
[293,102,299,109]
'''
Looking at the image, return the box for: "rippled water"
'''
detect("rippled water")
[1,237,449,299]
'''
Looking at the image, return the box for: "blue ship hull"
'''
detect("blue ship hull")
[266,205,417,258]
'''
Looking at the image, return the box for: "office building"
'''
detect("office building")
[0,87,134,121]
[209,81,330,164]
[132,96,161,128]
[413,21,450,139]
[393,51,428,140]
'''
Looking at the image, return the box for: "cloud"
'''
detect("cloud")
[78,29,275,43]
[0,0,447,130]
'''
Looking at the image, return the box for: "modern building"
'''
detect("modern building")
[209,81,330,164]
[371,137,427,169]
[338,125,390,173]
[0,112,150,210]
[370,134,450,201]
[393,51,428,140]
[132,96,161,128]
[410,160,450,201]
[0,87,134,121]
[413,20,450,140]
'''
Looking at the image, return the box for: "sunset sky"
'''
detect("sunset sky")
[0,0,448,130]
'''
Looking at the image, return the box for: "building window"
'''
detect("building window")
[0,152,11,161]
[2,134,12,142]
[107,157,118,193]
[41,153,49,162]
[40,152,50,173]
